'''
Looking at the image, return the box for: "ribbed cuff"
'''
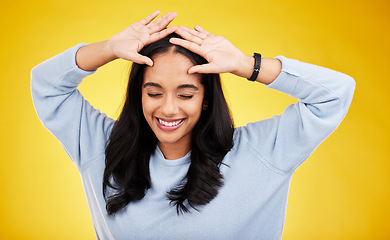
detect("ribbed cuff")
[60,43,97,86]
[266,56,300,96]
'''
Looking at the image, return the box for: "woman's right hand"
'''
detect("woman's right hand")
[107,10,177,66]
[76,11,177,71]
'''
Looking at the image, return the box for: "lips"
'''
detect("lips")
[155,117,185,131]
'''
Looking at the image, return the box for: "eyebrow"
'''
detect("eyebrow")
[143,82,198,90]
[177,84,198,91]
[143,82,162,88]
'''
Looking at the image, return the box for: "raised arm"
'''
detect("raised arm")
[171,26,355,171]
[31,11,177,168]
[76,10,178,71]
[170,25,282,84]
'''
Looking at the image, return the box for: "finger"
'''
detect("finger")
[194,25,210,35]
[178,26,208,40]
[148,26,178,44]
[169,37,202,55]
[125,52,153,66]
[139,10,161,25]
[147,11,170,30]
[188,64,219,74]
[174,27,203,45]
[179,26,199,35]
[148,12,177,33]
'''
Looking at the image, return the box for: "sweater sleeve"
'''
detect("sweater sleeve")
[238,56,355,173]
[31,44,115,169]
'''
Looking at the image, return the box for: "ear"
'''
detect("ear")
[202,100,208,110]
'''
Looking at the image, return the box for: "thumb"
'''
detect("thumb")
[124,52,153,66]
[188,64,219,74]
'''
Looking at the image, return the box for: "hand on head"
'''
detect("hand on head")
[108,10,246,75]
[107,10,178,66]
[170,25,247,75]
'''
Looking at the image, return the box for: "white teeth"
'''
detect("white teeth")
[158,118,182,127]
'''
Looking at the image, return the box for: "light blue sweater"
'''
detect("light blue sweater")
[31,43,355,240]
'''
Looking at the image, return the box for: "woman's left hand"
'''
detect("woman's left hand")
[170,26,250,75]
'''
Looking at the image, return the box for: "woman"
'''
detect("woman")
[31,10,355,240]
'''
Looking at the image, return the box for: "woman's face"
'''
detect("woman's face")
[142,52,205,152]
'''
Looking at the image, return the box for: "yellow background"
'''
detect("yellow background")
[1,0,389,239]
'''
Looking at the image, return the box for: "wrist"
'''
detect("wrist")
[256,58,282,85]
[247,53,261,81]
[232,54,255,79]
[75,41,119,71]
[103,40,119,62]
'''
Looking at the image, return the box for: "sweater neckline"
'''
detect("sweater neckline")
[153,146,191,167]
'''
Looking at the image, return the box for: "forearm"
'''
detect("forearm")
[75,40,118,71]
[233,55,282,85]
[267,56,355,117]
[31,43,94,100]
[31,44,114,167]
[243,56,355,171]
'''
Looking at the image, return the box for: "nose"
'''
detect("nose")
[160,95,179,117]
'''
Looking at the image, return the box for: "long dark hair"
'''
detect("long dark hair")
[103,33,234,215]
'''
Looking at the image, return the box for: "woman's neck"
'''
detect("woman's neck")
[158,141,191,160]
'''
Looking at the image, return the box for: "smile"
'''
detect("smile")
[155,117,185,131]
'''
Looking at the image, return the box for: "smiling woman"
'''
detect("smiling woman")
[31,10,355,240]
[142,53,205,157]
[104,32,234,217]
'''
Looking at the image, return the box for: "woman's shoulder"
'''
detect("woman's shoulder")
[231,117,278,160]
[233,117,279,144]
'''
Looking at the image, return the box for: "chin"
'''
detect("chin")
[154,130,192,147]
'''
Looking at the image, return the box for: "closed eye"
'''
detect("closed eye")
[178,95,194,99]
[147,93,163,97]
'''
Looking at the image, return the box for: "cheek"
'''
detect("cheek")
[141,96,155,118]
[186,91,205,120]
[183,100,203,119]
